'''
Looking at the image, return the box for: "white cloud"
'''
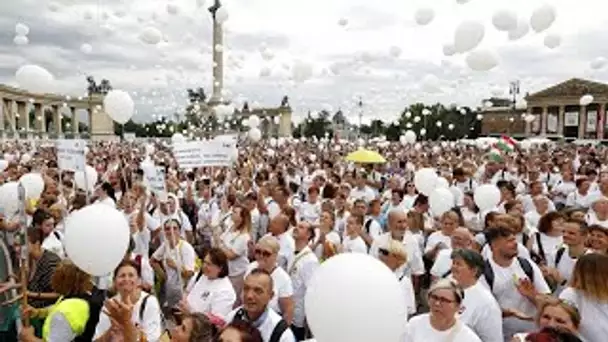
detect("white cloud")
[1,0,608,123]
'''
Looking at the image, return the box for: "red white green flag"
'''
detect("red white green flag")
[494,135,517,153]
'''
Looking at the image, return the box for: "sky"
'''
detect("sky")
[1,0,608,124]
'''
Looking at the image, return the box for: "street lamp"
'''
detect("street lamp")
[357,96,363,139]
[509,80,520,135]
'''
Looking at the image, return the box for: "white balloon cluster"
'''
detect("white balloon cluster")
[103,90,135,124]
[14,23,29,46]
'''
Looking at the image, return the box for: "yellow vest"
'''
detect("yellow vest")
[41,297,90,341]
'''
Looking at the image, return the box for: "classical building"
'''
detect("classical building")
[480,97,527,137]
[524,78,608,139]
[235,96,292,137]
[0,84,115,140]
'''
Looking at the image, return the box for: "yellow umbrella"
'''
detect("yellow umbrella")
[345,149,387,164]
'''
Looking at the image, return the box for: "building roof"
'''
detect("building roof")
[526,78,608,100]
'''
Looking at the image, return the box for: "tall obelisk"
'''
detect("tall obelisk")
[208,0,224,106]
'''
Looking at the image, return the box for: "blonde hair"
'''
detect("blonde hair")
[570,253,608,302]
[257,235,280,254]
[385,239,408,264]
[537,299,581,329]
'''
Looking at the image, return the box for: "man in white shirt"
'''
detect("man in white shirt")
[348,172,376,203]
[225,269,296,342]
[266,214,295,271]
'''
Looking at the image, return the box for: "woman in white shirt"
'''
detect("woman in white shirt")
[310,210,341,261]
[340,215,367,254]
[214,204,251,307]
[94,260,162,342]
[94,182,117,209]
[179,247,236,320]
[405,279,482,342]
[244,235,294,323]
[424,211,458,262]
[565,178,592,209]
[559,253,608,342]
[530,212,564,266]
[400,182,418,210]
[151,219,197,312]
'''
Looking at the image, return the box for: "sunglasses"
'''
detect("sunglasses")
[428,293,457,305]
[378,248,390,256]
[255,249,273,258]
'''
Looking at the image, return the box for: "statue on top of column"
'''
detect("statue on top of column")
[280,96,290,108]
[208,0,221,19]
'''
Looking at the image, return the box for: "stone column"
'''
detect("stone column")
[525,107,532,135]
[53,105,62,138]
[6,100,16,136]
[209,4,224,105]
[557,105,565,135]
[278,110,292,137]
[17,101,28,138]
[71,107,79,137]
[541,106,548,135]
[598,103,606,139]
[579,105,587,139]
[0,97,4,139]
[34,103,45,138]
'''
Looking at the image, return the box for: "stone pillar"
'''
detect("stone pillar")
[53,105,62,138]
[525,107,532,135]
[6,100,16,135]
[0,97,4,139]
[16,101,28,138]
[541,106,548,135]
[209,11,224,105]
[34,103,45,137]
[598,103,606,139]
[278,110,292,137]
[71,107,79,137]
[558,105,565,135]
[579,105,587,139]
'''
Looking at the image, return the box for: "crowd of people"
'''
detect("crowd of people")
[0,137,607,342]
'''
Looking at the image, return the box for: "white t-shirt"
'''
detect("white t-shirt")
[424,231,452,254]
[459,282,503,342]
[41,231,65,259]
[220,230,251,277]
[287,247,319,328]
[151,240,196,298]
[394,265,416,317]
[245,262,293,314]
[405,314,482,342]
[185,273,236,319]
[560,287,608,342]
[341,235,368,254]
[93,292,162,342]
[530,232,563,266]
[430,248,453,279]
[298,201,322,224]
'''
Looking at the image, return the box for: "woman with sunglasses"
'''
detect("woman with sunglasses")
[405,279,481,342]
[178,247,236,320]
[244,236,294,325]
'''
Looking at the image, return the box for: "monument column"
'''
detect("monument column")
[541,106,548,135]
[34,103,45,138]
[598,103,606,139]
[6,100,16,136]
[578,105,587,139]
[278,109,292,137]
[208,0,224,106]
[558,105,565,136]
[525,107,532,136]
[72,107,79,137]
[53,105,62,138]
[17,101,28,138]
[0,97,4,139]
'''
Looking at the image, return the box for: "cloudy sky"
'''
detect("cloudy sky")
[1,0,608,124]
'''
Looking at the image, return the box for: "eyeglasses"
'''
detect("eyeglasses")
[255,249,273,258]
[378,248,390,256]
[428,293,457,305]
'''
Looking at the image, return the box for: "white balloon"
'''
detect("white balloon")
[590,57,607,70]
[580,94,594,106]
[172,133,186,144]
[15,23,30,36]
[544,33,561,49]
[414,168,438,196]
[0,182,19,216]
[166,3,179,15]
[80,43,93,54]
[465,49,499,71]
[215,104,235,119]
[338,18,348,26]
[15,64,54,94]
[436,177,450,189]
[139,26,162,45]
[404,130,417,144]
[530,4,556,33]
[18,173,45,199]
[292,60,313,83]
[248,128,262,142]
[474,184,501,211]
[508,18,529,41]
[261,47,274,61]
[389,46,402,58]
[216,7,229,24]
[443,44,456,57]
[13,35,29,46]
[305,254,407,342]
[64,204,130,276]
[429,187,455,217]
[103,90,135,124]
[248,115,260,128]
[74,165,98,193]
[454,21,485,53]
[414,7,435,26]
[0,160,8,172]
[492,9,517,32]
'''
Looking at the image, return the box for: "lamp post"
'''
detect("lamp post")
[357,96,363,139]
[509,80,520,135]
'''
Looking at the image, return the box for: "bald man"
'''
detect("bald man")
[266,214,295,270]
[430,227,474,281]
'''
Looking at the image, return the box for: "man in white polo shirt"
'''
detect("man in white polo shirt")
[225,269,296,342]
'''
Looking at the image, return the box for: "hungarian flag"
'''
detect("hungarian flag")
[488,148,504,163]
[494,135,517,153]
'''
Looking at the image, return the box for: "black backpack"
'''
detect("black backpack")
[555,247,567,267]
[234,308,290,342]
[139,294,151,321]
[484,257,535,291]
[530,232,547,265]
[68,288,106,342]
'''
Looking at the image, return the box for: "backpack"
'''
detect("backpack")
[530,232,546,265]
[139,294,151,321]
[364,218,374,234]
[234,308,289,342]
[555,247,567,267]
[483,257,534,291]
